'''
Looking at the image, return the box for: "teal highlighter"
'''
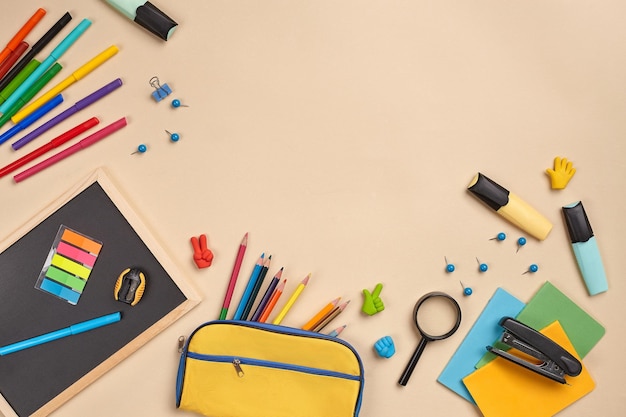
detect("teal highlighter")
[562,201,608,296]
[0,19,91,114]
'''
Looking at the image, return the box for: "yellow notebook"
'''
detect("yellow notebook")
[463,321,595,417]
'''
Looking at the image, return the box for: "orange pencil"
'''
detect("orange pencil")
[0,8,46,65]
[302,297,341,331]
[258,279,286,323]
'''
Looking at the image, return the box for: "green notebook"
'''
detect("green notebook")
[477,281,605,367]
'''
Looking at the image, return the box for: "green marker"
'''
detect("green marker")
[0,59,41,106]
[0,63,62,129]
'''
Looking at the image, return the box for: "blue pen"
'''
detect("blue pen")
[0,312,121,356]
[0,19,91,114]
[0,94,64,145]
[232,253,265,320]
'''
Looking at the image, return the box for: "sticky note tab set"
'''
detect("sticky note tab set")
[35,225,102,304]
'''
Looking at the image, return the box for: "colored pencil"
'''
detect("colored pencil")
[302,297,340,331]
[0,117,99,178]
[312,300,350,332]
[242,254,271,320]
[219,233,248,320]
[327,325,347,338]
[232,253,264,320]
[12,45,119,123]
[13,117,127,183]
[272,273,310,325]
[0,8,46,66]
[0,41,28,81]
[0,12,72,92]
[250,268,282,321]
[258,279,286,323]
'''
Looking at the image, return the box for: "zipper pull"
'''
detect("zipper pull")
[177,336,185,353]
[233,358,245,377]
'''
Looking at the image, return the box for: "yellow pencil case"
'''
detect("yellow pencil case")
[176,320,365,417]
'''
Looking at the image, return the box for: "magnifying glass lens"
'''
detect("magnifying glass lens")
[415,296,461,337]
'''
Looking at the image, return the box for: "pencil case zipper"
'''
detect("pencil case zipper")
[186,352,362,381]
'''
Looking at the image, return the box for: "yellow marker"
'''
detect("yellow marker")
[11,45,119,123]
[273,273,310,325]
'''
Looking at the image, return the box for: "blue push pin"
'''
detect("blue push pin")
[165,130,180,142]
[489,232,506,241]
[476,257,488,272]
[444,257,455,273]
[523,264,539,275]
[171,99,189,108]
[516,237,527,253]
[460,281,472,296]
[131,144,147,155]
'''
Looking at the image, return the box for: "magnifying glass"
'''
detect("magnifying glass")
[398,291,462,386]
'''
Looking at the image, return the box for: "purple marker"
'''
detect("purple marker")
[12,78,123,150]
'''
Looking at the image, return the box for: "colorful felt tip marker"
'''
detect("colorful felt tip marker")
[14,117,127,183]
[0,312,121,356]
[0,62,62,130]
[0,41,29,81]
[0,117,99,178]
[0,59,41,106]
[0,12,73,93]
[0,8,46,66]
[104,0,178,41]
[0,94,63,146]
[0,18,92,114]
[467,173,553,240]
[12,78,123,150]
[562,201,608,296]
[12,45,119,123]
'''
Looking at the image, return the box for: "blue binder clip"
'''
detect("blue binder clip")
[149,76,172,102]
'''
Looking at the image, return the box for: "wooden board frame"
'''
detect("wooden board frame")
[0,168,201,417]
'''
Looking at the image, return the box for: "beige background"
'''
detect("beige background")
[1,1,625,416]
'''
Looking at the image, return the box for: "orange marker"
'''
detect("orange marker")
[0,8,46,65]
[302,297,341,331]
[258,279,286,323]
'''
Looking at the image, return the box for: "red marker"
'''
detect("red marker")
[0,41,29,80]
[0,117,99,178]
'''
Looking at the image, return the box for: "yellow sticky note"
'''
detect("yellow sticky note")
[463,321,595,417]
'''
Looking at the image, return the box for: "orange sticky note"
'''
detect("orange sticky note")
[463,321,595,417]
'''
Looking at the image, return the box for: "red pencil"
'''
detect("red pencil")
[0,117,99,178]
[219,233,248,319]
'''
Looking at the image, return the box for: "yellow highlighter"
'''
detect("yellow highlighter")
[467,172,553,241]
[11,45,119,123]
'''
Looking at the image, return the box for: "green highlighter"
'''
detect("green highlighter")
[0,59,41,106]
[0,63,62,129]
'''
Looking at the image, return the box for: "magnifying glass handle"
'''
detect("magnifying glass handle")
[398,338,428,386]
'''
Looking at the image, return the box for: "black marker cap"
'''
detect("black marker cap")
[467,173,510,211]
[135,1,178,41]
[562,201,594,243]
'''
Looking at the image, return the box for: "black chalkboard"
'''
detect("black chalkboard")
[0,169,200,417]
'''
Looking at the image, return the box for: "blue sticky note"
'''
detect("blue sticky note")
[437,288,525,403]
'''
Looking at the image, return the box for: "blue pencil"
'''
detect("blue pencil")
[232,253,264,320]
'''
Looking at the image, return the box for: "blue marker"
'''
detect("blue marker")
[0,312,121,356]
[562,201,608,296]
[0,94,63,145]
[0,19,91,114]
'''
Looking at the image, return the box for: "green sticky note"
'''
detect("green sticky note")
[477,281,605,368]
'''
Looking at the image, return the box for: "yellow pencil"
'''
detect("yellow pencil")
[12,45,119,123]
[272,273,310,325]
[302,297,340,331]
